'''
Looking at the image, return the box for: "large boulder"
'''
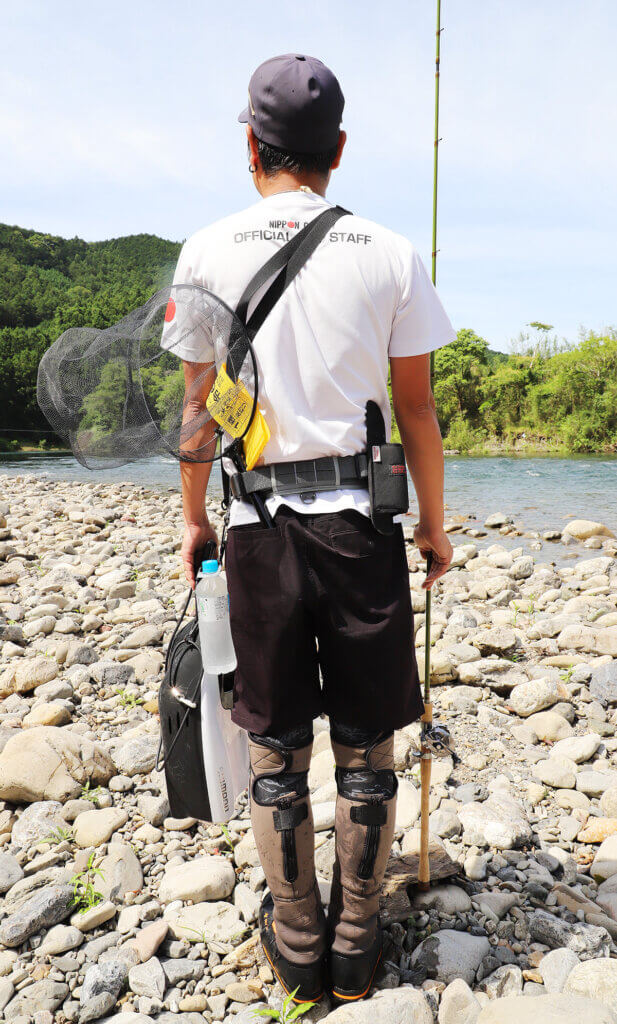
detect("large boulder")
[565,959,617,1012]
[319,987,432,1023]
[0,727,115,803]
[477,994,617,1024]
[458,794,532,850]
[508,677,569,717]
[563,520,615,541]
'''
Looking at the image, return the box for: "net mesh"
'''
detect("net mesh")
[37,284,258,469]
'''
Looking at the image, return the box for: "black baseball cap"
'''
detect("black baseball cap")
[238,54,345,154]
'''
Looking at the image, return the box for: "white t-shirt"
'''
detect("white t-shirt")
[163,189,455,526]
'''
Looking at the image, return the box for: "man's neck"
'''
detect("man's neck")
[257,171,328,198]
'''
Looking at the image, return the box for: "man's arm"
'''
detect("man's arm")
[180,359,219,588]
[390,352,452,589]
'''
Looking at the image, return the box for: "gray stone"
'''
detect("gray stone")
[90,662,136,688]
[320,987,433,1022]
[411,929,490,987]
[160,958,205,985]
[80,960,128,1022]
[98,843,143,900]
[471,892,518,921]
[472,627,517,656]
[590,662,617,705]
[538,947,580,992]
[0,884,74,947]
[11,800,67,847]
[476,993,617,1023]
[4,980,69,1020]
[528,910,611,959]
[137,793,169,826]
[479,965,523,999]
[112,734,159,776]
[128,956,166,1000]
[458,794,532,849]
[412,884,472,916]
[0,852,24,894]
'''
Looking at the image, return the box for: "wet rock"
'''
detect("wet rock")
[563,520,615,541]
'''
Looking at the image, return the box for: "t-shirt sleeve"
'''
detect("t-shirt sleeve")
[159,240,215,364]
[388,244,456,358]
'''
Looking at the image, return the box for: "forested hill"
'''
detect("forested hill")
[1,223,616,454]
[0,224,181,436]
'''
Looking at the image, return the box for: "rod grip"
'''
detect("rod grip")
[418,756,432,891]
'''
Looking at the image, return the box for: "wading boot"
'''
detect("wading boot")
[248,733,326,1003]
[327,730,397,1003]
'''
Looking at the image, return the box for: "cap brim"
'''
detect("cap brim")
[238,107,249,124]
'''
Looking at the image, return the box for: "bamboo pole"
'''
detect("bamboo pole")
[418,0,442,893]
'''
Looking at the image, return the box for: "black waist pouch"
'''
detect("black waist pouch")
[366,401,409,534]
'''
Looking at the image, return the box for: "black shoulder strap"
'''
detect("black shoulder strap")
[236,204,349,335]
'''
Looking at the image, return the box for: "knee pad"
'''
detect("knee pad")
[248,729,313,884]
[330,726,398,883]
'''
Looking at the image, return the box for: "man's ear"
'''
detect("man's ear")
[247,125,259,168]
[330,130,347,170]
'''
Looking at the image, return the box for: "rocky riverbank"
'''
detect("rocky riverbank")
[1,475,617,1024]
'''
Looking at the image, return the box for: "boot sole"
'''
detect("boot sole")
[330,944,382,1002]
[260,895,325,1004]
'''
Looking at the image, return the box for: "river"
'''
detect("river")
[1,452,615,540]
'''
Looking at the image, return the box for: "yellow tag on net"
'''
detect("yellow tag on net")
[243,408,270,470]
[206,363,253,439]
[206,362,270,469]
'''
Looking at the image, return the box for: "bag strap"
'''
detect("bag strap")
[235,204,349,332]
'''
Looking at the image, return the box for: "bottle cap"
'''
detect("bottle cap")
[202,559,219,574]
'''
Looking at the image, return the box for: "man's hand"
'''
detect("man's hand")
[414,523,453,590]
[182,520,219,589]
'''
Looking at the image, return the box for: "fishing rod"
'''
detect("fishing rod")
[418,0,443,893]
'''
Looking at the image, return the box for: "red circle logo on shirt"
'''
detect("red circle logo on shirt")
[287,221,295,228]
[164,298,176,323]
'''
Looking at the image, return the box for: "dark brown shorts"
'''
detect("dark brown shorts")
[225,506,423,736]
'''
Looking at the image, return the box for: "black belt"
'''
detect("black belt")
[229,454,369,502]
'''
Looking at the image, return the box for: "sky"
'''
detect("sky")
[2,0,616,352]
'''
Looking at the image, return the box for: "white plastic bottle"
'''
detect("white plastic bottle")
[195,559,237,675]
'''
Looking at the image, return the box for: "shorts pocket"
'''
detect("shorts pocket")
[328,525,381,558]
